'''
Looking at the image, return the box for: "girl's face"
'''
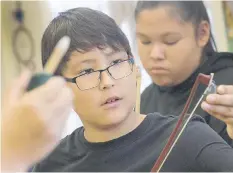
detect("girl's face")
[136,6,210,87]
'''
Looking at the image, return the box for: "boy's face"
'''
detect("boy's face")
[63,47,137,128]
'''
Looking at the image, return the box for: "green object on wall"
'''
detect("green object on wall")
[222,1,233,52]
[228,39,233,52]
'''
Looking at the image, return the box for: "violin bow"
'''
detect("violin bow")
[151,73,217,172]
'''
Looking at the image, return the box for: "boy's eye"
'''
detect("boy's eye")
[79,68,95,75]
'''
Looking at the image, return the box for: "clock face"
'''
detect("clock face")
[15,29,32,61]
[13,26,36,71]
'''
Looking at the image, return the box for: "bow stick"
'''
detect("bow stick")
[151,73,217,172]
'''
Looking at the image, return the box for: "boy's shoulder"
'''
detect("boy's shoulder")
[32,126,85,171]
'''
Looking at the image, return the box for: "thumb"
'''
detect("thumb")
[227,124,233,140]
[5,69,32,105]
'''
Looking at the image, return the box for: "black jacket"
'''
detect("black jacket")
[141,52,233,147]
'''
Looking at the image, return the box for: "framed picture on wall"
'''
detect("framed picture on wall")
[222,1,233,52]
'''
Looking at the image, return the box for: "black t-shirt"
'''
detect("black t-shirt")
[32,113,233,172]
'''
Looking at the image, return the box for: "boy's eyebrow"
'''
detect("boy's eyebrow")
[79,59,96,64]
[104,49,129,58]
[104,51,117,57]
[69,48,128,67]
[78,52,123,64]
[68,56,96,69]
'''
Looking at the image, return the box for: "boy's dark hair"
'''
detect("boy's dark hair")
[41,7,132,75]
[135,1,217,56]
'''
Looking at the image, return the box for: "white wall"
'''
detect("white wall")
[205,1,228,51]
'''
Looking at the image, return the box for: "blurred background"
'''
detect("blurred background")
[1,0,233,137]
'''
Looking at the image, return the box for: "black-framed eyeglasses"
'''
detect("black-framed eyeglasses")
[65,57,134,91]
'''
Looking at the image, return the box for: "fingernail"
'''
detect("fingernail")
[202,102,211,110]
[217,85,225,94]
[207,95,216,102]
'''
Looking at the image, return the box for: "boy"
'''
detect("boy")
[33,8,233,172]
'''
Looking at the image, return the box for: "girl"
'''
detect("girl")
[135,1,233,146]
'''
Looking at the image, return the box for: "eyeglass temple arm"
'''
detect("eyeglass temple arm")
[150,73,213,172]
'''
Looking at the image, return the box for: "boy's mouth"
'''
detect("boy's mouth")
[101,96,123,106]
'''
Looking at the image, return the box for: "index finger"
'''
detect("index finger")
[3,69,32,108]
[206,94,233,107]
[217,85,233,95]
